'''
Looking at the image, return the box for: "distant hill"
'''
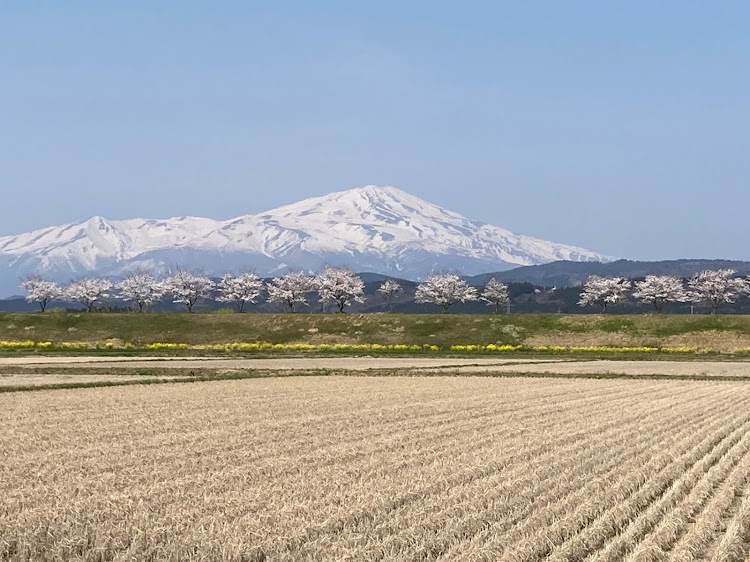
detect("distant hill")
[469,259,750,288]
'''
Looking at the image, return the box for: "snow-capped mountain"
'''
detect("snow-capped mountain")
[0,185,610,296]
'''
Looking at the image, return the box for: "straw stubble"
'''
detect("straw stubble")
[2,376,750,561]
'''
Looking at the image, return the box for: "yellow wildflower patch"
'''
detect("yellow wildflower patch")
[0,339,733,355]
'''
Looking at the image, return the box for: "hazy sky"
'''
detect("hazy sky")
[1,2,748,260]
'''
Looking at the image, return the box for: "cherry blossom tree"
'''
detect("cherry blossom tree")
[632,275,687,313]
[687,269,749,314]
[64,277,114,312]
[415,272,478,313]
[216,272,264,312]
[378,279,402,312]
[316,267,366,313]
[266,272,314,312]
[20,275,59,312]
[163,270,215,313]
[577,275,631,313]
[117,270,164,312]
[481,277,509,313]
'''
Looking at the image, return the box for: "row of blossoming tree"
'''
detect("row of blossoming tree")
[578,269,749,314]
[19,269,511,313]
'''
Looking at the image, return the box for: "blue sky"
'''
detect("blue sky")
[1,2,748,260]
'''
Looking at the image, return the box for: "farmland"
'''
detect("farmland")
[6,356,750,391]
[3,376,750,560]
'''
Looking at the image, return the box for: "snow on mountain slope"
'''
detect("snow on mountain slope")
[234,186,602,263]
[0,185,610,295]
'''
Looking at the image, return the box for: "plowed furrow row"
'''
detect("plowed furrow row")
[289,387,730,560]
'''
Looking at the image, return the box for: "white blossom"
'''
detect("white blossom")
[20,275,59,312]
[687,269,749,314]
[163,270,215,313]
[117,270,164,312]
[216,272,264,312]
[415,272,478,312]
[266,272,314,312]
[481,278,509,313]
[316,267,366,313]
[577,275,631,313]
[632,275,687,313]
[378,279,402,312]
[64,277,114,312]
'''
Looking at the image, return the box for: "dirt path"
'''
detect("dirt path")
[0,373,184,387]
[2,355,750,378]
[0,356,563,370]
[450,360,750,377]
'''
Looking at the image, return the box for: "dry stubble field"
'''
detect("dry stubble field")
[3,376,750,561]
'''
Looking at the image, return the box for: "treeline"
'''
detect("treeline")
[18,269,508,314]
[577,270,749,314]
[15,268,750,315]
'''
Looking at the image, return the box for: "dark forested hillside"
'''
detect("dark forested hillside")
[469,259,750,288]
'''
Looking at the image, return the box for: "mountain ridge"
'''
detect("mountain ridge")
[468,259,750,287]
[0,185,609,296]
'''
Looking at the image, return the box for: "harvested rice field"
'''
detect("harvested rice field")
[3,376,750,561]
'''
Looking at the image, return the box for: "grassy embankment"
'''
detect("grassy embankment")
[3,312,750,354]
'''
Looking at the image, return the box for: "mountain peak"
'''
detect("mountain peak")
[80,215,115,231]
[329,185,440,208]
[266,184,413,212]
[344,184,414,201]
[265,185,468,230]
[343,184,401,196]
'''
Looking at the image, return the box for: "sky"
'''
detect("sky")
[1,2,748,261]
